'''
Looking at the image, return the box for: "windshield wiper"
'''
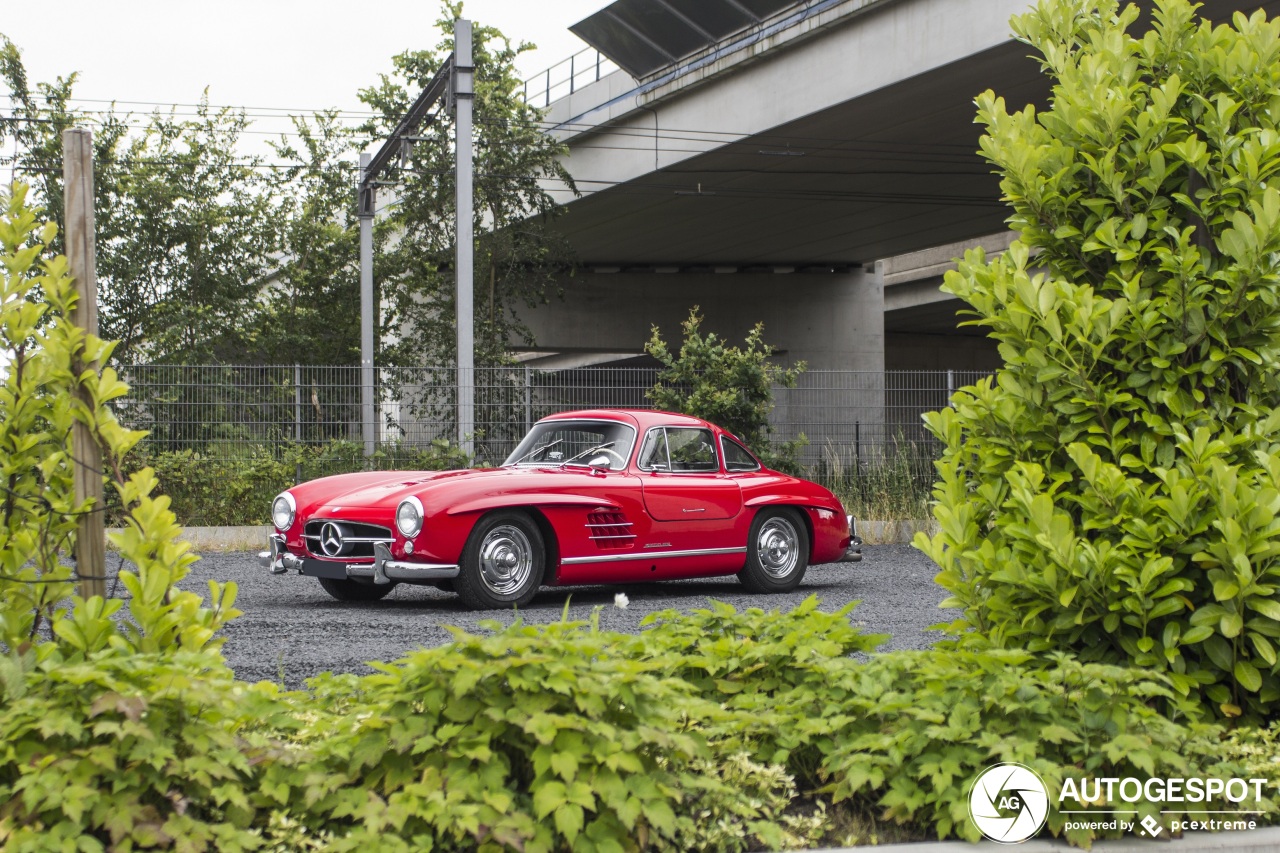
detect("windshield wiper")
[559,441,616,469]
[510,438,564,466]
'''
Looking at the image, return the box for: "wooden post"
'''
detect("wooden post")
[63,127,106,600]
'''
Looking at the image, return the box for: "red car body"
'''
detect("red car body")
[260,410,861,609]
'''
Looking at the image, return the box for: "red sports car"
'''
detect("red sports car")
[259,409,862,609]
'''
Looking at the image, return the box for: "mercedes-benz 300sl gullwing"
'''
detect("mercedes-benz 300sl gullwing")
[259,409,862,610]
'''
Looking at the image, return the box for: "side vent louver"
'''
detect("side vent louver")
[585,511,635,550]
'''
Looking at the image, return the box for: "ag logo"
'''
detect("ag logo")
[968,762,1049,844]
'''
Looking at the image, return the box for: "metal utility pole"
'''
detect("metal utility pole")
[453,18,475,457]
[356,42,457,457]
[63,127,106,600]
[358,152,375,458]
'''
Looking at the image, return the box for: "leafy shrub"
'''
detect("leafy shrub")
[816,650,1248,846]
[646,306,807,472]
[259,613,816,853]
[114,438,469,526]
[0,649,270,851]
[636,598,886,787]
[914,0,1280,718]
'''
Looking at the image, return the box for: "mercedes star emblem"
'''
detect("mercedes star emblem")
[320,522,346,557]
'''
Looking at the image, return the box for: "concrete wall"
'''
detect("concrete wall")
[522,267,884,372]
[885,332,1000,371]
[519,267,886,446]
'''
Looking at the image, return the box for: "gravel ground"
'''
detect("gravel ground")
[181,544,948,688]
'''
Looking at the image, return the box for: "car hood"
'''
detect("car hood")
[297,466,606,516]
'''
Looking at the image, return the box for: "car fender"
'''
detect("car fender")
[445,493,619,516]
[743,493,835,511]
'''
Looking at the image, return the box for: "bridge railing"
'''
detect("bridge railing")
[521,46,621,109]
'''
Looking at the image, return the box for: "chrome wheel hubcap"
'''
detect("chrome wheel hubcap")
[479,525,534,595]
[757,517,799,578]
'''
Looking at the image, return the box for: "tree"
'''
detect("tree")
[1,35,277,365]
[915,0,1280,718]
[646,306,807,472]
[249,113,364,365]
[357,2,576,371]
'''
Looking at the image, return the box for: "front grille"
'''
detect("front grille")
[586,511,635,550]
[303,519,393,560]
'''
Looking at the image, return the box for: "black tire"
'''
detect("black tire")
[455,510,546,610]
[317,577,396,602]
[738,508,809,594]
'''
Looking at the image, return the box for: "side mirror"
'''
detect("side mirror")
[588,456,612,472]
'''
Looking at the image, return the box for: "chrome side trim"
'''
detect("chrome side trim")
[588,533,637,540]
[560,546,746,566]
[584,521,634,528]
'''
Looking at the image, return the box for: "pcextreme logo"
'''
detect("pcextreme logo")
[968,763,1050,844]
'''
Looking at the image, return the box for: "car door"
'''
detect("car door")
[637,426,743,527]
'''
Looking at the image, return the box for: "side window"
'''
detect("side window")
[665,428,718,472]
[638,429,670,470]
[722,437,760,472]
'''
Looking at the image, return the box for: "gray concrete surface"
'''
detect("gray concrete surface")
[814,826,1280,852]
[173,543,946,688]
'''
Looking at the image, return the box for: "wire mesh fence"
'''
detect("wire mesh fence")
[114,364,993,479]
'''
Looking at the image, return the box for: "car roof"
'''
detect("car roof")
[539,409,713,430]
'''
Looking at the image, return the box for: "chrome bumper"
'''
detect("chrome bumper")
[840,515,863,563]
[259,535,458,583]
[257,534,299,574]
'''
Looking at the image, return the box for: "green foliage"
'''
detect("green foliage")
[915,0,1280,718]
[0,38,279,365]
[818,438,934,522]
[1,187,255,847]
[646,306,807,471]
[361,1,576,373]
[635,598,886,788]
[116,438,470,526]
[4,182,1275,848]
[0,650,269,851]
[818,650,1254,846]
[259,614,813,853]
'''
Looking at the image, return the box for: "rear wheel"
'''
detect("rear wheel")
[738,508,809,593]
[456,510,545,610]
[318,577,396,602]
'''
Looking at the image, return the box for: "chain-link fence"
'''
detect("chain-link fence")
[113,364,992,482]
[109,364,996,523]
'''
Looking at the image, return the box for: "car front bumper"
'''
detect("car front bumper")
[258,534,459,584]
[839,515,863,562]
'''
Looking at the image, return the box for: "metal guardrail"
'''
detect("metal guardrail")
[521,46,621,109]
[112,364,991,471]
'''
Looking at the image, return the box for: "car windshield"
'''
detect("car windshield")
[503,420,636,471]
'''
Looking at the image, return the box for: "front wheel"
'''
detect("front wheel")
[738,508,809,593]
[455,510,546,610]
[318,577,396,602]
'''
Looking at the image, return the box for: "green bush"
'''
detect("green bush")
[114,438,469,527]
[646,306,807,473]
[0,184,252,848]
[816,651,1257,846]
[635,598,887,787]
[915,0,1280,719]
[258,613,820,853]
[0,649,271,851]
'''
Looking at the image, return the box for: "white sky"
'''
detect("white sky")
[2,0,608,153]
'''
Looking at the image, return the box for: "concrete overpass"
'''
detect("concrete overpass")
[516,0,1280,377]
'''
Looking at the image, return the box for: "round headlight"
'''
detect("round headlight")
[396,496,424,538]
[272,492,296,531]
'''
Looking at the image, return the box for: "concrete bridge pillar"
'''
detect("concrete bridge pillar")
[519,265,885,463]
